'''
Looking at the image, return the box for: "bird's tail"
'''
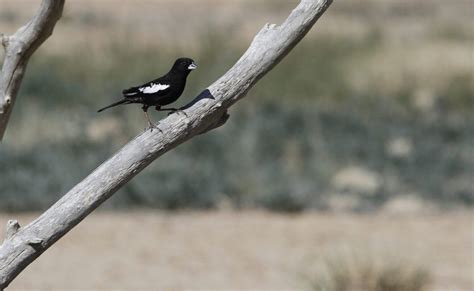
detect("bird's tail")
[97,99,131,112]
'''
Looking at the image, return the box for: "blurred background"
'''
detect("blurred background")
[0,0,472,290]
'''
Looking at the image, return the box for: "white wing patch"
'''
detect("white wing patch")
[139,83,170,94]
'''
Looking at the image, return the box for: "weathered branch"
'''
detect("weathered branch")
[0,0,332,288]
[0,0,65,141]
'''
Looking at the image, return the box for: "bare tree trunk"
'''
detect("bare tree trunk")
[0,0,65,141]
[0,0,333,288]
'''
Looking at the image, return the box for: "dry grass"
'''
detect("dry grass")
[308,245,430,291]
[1,211,472,290]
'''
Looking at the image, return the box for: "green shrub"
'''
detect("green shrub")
[1,30,472,212]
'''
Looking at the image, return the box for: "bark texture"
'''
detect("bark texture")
[0,0,332,288]
[0,0,65,141]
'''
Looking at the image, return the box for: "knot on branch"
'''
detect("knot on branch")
[0,33,9,49]
[0,96,12,114]
[265,23,278,30]
[5,220,20,239]
[26,237,44,252]
[199,110,230,135]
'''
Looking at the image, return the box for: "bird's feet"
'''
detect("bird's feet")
[145,121,162,133]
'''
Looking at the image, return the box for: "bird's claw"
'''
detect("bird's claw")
[145,122,162,133]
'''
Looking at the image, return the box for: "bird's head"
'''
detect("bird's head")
[172,57,197,74]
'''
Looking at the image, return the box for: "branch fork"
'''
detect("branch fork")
[0,0,65,141]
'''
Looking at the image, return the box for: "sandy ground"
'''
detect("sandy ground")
[1,211,472,290]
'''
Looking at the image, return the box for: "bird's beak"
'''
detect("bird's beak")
[188,62,197,70]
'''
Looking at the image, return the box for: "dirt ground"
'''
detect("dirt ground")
[1,211,472,290]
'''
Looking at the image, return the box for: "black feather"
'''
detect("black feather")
[97,57,197,113]
[97,99,131,112]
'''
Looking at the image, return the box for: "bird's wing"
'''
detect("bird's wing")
[123,79,171,98]
[122,86,141,97]
[139,83,170,94]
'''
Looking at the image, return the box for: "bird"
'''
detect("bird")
[97,57,197,130]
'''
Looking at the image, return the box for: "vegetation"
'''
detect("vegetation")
[307,246,431,291]
[0,0,472,212]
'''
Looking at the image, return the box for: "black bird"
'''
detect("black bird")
[97,57,197,129]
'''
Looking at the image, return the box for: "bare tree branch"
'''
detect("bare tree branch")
[0,0,65,141]
[0,0,332,288]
